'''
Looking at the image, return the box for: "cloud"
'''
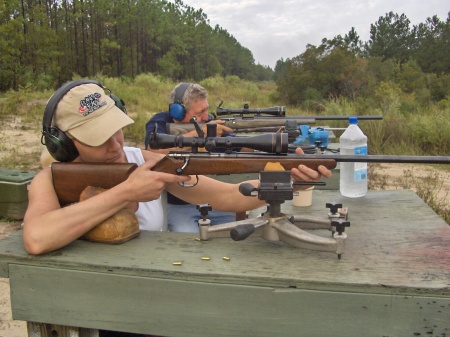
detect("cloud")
[182,0,449,68]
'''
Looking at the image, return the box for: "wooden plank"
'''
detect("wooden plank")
[10,265,450,337]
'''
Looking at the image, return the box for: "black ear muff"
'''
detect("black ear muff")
[42,126,80,163]
[169,83,190,121]
[110,93,127,114]
[41,79,127,162]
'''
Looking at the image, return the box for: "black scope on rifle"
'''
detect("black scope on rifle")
[216,105,286,117]
[149,132,289,154]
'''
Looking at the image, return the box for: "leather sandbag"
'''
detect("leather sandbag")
[79,186,140,244]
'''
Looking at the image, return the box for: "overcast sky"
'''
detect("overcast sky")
[181,0,449,69]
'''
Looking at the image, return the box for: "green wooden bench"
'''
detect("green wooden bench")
[0,190,449,337]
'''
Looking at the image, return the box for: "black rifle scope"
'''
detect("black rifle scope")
[149,132,289,154]
[216,105,286,117]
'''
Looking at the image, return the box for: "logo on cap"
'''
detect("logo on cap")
[79,92,107,116]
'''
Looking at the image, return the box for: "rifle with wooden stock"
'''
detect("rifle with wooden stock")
[166,114,383,135]
[51,131,450,205]
[165,103,382,135]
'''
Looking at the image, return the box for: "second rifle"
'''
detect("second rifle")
[166,115,383,135]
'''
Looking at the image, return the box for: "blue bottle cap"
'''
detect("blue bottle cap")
[349,116,358,124]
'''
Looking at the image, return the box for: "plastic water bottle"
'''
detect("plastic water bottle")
[339,117,368,197]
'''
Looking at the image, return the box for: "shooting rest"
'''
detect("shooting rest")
[198,170,350,258]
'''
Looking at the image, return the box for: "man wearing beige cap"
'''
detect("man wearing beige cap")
[53,83,133,147]
[23,79,331,255]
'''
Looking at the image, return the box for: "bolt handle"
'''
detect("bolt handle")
[230,224,256,241]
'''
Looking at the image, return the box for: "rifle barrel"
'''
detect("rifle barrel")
[302,154,450,164]
[315,115,383,121]
[220,115,383,121]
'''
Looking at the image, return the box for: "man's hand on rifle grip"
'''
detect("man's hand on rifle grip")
[290,147,332,190]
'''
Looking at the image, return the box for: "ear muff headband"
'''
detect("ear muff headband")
[169,82,191,121]
[41,79,126,162]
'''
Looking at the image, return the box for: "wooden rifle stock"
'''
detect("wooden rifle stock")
[52,162,138,205]
[151,153,337,175]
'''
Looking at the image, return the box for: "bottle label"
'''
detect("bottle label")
[353,146,367,181]
[354,146,367,155]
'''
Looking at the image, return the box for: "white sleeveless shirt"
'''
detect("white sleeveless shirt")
[124,147,165,231]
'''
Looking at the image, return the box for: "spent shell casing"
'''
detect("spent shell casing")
[223,257,230,261]
[201,257,210,260]
[172,262,182,266]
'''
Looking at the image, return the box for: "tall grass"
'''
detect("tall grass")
[396,169,449,223]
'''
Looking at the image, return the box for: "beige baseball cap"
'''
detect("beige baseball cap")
[53,83,134,146]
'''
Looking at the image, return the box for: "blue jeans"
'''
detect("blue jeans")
[167,203,236,233]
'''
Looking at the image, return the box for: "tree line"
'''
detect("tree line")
[0,0,273,92]
[274,11,450,106]
[1,1,449,105]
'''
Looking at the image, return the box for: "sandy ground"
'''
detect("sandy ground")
[0,116,448,336]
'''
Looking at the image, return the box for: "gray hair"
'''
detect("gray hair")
[169,83,208,111]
